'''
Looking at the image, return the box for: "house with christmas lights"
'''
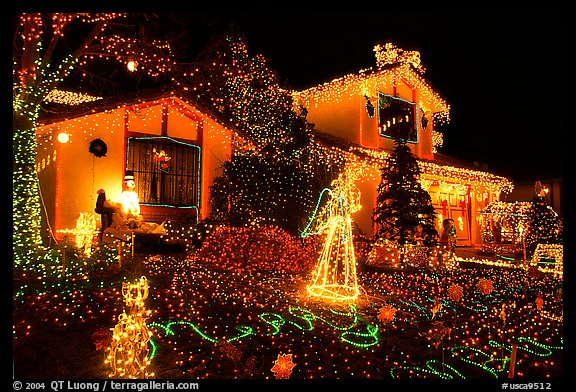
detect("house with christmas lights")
[35,43,514,248]
[35,87,238,241]
[293,43,513,246]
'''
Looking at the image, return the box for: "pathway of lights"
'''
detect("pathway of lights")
[133,252,563,379]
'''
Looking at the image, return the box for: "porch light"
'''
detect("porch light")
[57,132,69,143]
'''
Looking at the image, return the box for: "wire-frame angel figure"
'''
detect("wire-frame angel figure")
[302,170,362,302]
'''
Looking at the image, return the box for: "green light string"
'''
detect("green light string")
[259,313,296,335]
[340,323,379,348]
[451,345,509,378]
[300,187,333,237]
[150,304,379,349]
[399,299,431,320]
[313,305,359,330]
[149,320,254,344]
[148,339,157,360]
[464,300,490,313]
[390,359,466,380]
[394,337,564,380]
[489,337,563,357]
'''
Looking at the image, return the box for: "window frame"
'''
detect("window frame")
[125,135,201,210]
[377,92,419,143]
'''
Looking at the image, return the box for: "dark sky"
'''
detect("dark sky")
[182,13,564,182]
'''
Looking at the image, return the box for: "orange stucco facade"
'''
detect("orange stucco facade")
[36,95,233,238]
[35,66,512,247]
[294,65,512,245]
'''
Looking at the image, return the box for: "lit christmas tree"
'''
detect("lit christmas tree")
[196,31,326,234]
[525,182,562,256]
[372,138,438,260]
[210,153,317,234]
[183,29,310,156]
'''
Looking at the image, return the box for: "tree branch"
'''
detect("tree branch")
[38,19,109,102]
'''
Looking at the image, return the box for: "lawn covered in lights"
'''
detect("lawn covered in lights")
[143,255,562,379]
[14,241,561,380]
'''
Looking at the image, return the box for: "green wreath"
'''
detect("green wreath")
[89,138,108,158]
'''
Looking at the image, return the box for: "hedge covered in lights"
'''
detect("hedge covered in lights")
[189,225,319,274]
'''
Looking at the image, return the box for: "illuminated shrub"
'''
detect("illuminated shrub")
[190,225,319,274]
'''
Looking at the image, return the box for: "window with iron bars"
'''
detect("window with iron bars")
[125,136,201,208]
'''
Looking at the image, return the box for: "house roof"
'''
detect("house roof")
[311,129,513,192]
[293,62,450,118]
[312,129,481,172]
[424,152,489,172]
[480,201,532,217]
[38,85,241,137]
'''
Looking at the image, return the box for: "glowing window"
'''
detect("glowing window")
[378,92,418,143]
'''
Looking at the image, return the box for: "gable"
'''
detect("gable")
[293,64,450,123]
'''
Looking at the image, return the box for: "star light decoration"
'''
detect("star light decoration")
[476,278,494,295]
[430,298,443,320]
[270,353,296,379]
[374,42,426,73]
[536,292,544,311]
[377,304,398,324]
[447,284,464,302]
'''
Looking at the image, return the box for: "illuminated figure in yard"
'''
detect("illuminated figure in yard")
[106,276,154,379]
[304,170,362,302]
[120,170,141,228]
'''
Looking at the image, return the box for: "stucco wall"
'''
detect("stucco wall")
[38,98,233,234]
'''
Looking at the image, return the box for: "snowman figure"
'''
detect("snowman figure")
[120,171,141,228]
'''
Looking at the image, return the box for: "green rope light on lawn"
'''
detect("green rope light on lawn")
[149,320,255,343]
[150,304,379,348]
[259,313,295,335]
[390,359,466,380]
[341,323,379,348]
[399,299,431,320]
[149,339,158,360]
[489,337,563,357]
[451,345,509,378]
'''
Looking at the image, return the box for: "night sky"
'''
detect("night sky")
[179,13,565,182]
